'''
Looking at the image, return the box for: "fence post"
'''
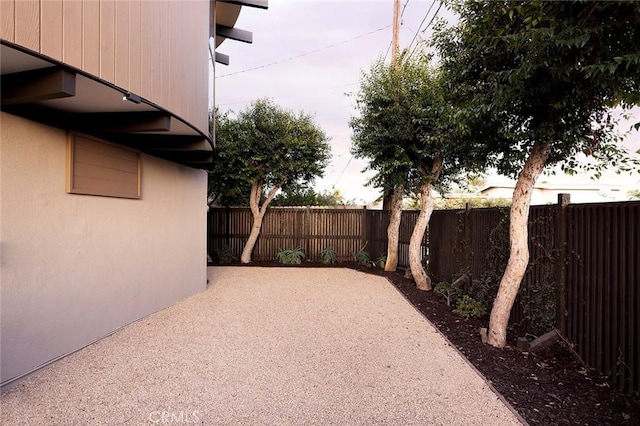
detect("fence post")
[464,203,473,291]
[361,205,368,254]
[305,206,311,257]
[555,193,570,336]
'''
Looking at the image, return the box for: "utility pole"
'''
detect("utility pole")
[391,0,401,65]
[383,0,402,211]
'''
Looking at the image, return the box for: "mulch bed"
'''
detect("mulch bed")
[211,261,640,425]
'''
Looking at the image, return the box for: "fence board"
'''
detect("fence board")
[565,201,639,393]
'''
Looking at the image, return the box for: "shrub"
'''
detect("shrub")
[375,253,387,269]
[454,295,487,318]
[354,249,370,266]
[434,282,462,307]
[318,247,338,264]
[276,248,305,265]
[212,245,237,264]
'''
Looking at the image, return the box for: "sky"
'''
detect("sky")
[213,0,639,204]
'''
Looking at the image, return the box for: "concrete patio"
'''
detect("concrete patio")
[1,267,525,425]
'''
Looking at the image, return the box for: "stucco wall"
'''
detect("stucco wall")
[1,112,208,385]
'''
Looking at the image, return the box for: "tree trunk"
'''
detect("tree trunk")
[410,182,434,290]
[241,214,264,264]
[487,142,551,348]
[410,158,442,291]
[240,179,284,264]
[385,185,403,272]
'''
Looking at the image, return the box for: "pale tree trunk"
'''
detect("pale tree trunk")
[487,142,551,347]
[410,158,442,291]
[384,185,403,272]
[240,179,284,264]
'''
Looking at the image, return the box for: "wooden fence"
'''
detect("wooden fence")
[207,200,639,393]
[207,207,426,266]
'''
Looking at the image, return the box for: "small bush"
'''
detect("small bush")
[454,295,486,318]
[212,245,237,264]
[354,250,370,266]
[434,282,462,307]
[276,248,305,265]
[375,253,387,269]
[318,248,338,264]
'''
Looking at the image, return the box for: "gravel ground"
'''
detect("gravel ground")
[1,267,525,425]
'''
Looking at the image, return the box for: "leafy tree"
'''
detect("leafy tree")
[351,53,470,289]
[435,0,640,347]
[271,185,356,206]
[213,99,331,263]
[350,57,414,272]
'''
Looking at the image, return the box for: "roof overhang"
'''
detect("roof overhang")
[213,0,267,65]
[1,41,214,170]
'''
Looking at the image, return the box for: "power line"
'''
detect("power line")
[407,0,437,53]
[334,155,354,188]
[408,1,443,59]
[383,40,393,63]
[400,0,410,18]
[216,24,393,79]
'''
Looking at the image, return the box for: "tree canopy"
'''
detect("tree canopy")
[434,0,640,177]
[211,99,331,262]
[271,185,356,207]
[350,52,476,287]
[433,0,640,347]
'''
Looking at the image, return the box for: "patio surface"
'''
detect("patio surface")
[1,267,524,425]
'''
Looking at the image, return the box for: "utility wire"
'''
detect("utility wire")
[217,24,392,78]
[407,0,437,53]
[334,155,354,188]
[401,0,410,18]
[383,40,393,63]
[408,1,443,59]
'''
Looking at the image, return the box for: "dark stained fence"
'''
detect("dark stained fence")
[208,200,639,392]
[565,201,639,393]
[427,200,639,393]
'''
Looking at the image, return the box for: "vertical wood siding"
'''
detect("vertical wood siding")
[14,0,39,51]
[40,0,63,59]
[5,0,209,135]
[1,0,15,41]
[62,0,82,69]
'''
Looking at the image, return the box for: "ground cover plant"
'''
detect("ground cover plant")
[212,259,640,424]
[275,248,305,265]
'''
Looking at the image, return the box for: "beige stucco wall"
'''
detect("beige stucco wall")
[0,112,208,385]
[0,0,210,134]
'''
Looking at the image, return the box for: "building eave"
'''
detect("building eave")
[1,40,213,170]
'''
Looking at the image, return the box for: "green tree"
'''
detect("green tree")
[351,53,470,290]
[435,0,640,347]
[213,99,331,263]
[350,57,414,272]
[271,185,355,206]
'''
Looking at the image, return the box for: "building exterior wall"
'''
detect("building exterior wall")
[1,112,208,384]
[480,186,631,205]
[0,0,209,134]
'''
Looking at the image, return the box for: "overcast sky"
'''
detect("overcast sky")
[213,0,639,204]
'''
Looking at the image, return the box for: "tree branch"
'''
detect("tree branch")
[259,178,286,216]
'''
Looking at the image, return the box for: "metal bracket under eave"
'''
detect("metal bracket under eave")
[214,24,253,44]
[1,67,76,105]
[217,0,268,10]
[215,52,230,65]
